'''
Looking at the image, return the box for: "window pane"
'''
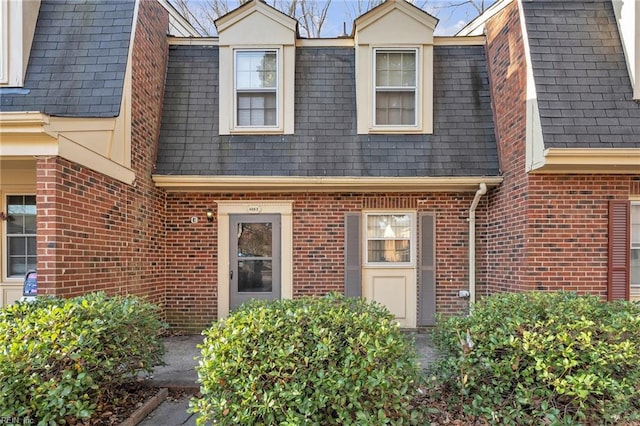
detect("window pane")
[376,91,415,125]
[25,215,37,234]
[236,51,277,89]
[366,214,412,264]
[6,216,23,234]
[6,195,37,277]
[27,256,37,272]
[237,92,276,126]
[367,214,411,239]
[9,257,27,276]
[367,240,410,263]
[8,195,35,212]
[376,51,415,87]
[8,236,26,256]
[8,239,35,276]
[237,222,272,257]
[238,260,273,293]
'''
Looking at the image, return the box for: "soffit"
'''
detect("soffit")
[153,175,503,193]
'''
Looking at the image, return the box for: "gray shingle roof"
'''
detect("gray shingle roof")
[522,0,640,148]
[0,0,134,117]
[155,45,498,178]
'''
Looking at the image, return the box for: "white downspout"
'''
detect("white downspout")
[468,183,488,305]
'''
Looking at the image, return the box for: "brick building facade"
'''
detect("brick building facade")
[1,0,638,332]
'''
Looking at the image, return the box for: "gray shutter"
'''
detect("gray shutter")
[608,200,630,301]
[419,213,436,326]
[344,213,362,298]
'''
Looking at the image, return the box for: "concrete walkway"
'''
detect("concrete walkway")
[139,331,438,425]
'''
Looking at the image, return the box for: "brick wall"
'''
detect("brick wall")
[484,1,640,299]
[164,192,485,331]
[484,1,531,295]
[36,1,168,307]
[526,175,638,296]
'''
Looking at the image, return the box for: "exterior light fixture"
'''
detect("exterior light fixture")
[206,209,214,222]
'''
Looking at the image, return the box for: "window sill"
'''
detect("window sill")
[229,128,285,135]
[365,126,429,135]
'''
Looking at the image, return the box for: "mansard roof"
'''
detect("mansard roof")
[155,44,498,178]
[0,0,134,117]
[522,0,640,148]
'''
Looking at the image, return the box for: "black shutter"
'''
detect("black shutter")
[344,213,362,298]
[608,200,630,301]
[419,213,436,325]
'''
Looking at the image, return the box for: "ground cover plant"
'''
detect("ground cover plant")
[429,291,640,424]
[0,292,165,424]
[192,294,422,425]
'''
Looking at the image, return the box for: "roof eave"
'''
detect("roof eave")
[152,175,503,193]
[530,148,640,174]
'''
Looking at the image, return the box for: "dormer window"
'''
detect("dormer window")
[215,0,296,135]
[374,49,417,127]
[235,50,279,128]
[0,0,40,87]
[353,0,437,135]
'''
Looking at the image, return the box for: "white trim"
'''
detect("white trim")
[152,175,504,192]
[297,38,354,47]
[167,36,485,49]
[435,36,485,46]
[216,200,293,319]
[372,48,419,130]
[155,0,201,37]
[233,48,281,131]
[0,0,7,83]
[456,0,514,37]
[2,193,36,280]
[518,0,545,172]
[0,0,23,86]
[168,37,218,46]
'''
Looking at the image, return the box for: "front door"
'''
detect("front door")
[362,212,417,328]
[229,214,281,310]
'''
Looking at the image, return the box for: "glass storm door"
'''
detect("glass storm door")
[229,214,281,310]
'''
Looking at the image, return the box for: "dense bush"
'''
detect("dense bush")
[0,292,165,424]
[192,294,422,425]
[431,291,640,424]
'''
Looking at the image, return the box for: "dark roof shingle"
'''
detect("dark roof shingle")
[522,0,640,148]
[155,45,499,178]
[0,0,134,117]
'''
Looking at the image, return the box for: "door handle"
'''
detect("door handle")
[230,270,233,280]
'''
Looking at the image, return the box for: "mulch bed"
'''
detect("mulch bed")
[62,382,160,425]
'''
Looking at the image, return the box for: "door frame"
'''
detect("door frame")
[216,201,293,319]
[229,213,281,309]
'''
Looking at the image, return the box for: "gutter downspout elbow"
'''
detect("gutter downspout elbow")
[469,183,487,307]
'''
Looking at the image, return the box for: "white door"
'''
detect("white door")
[362,212,417,328]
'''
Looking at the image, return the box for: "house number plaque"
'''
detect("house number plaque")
[247,206,262,213]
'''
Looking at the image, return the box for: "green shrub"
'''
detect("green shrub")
[0,292,165,424]
[191,294,422,425]
[431,291,640,424]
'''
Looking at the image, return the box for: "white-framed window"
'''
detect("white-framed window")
[364,212,414,265]
[5,195,36,278]
[234,49,279,128]
[0,0,9,84]
[373,49,418,127]
[0,0,39,87]
[631,202,640,300]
